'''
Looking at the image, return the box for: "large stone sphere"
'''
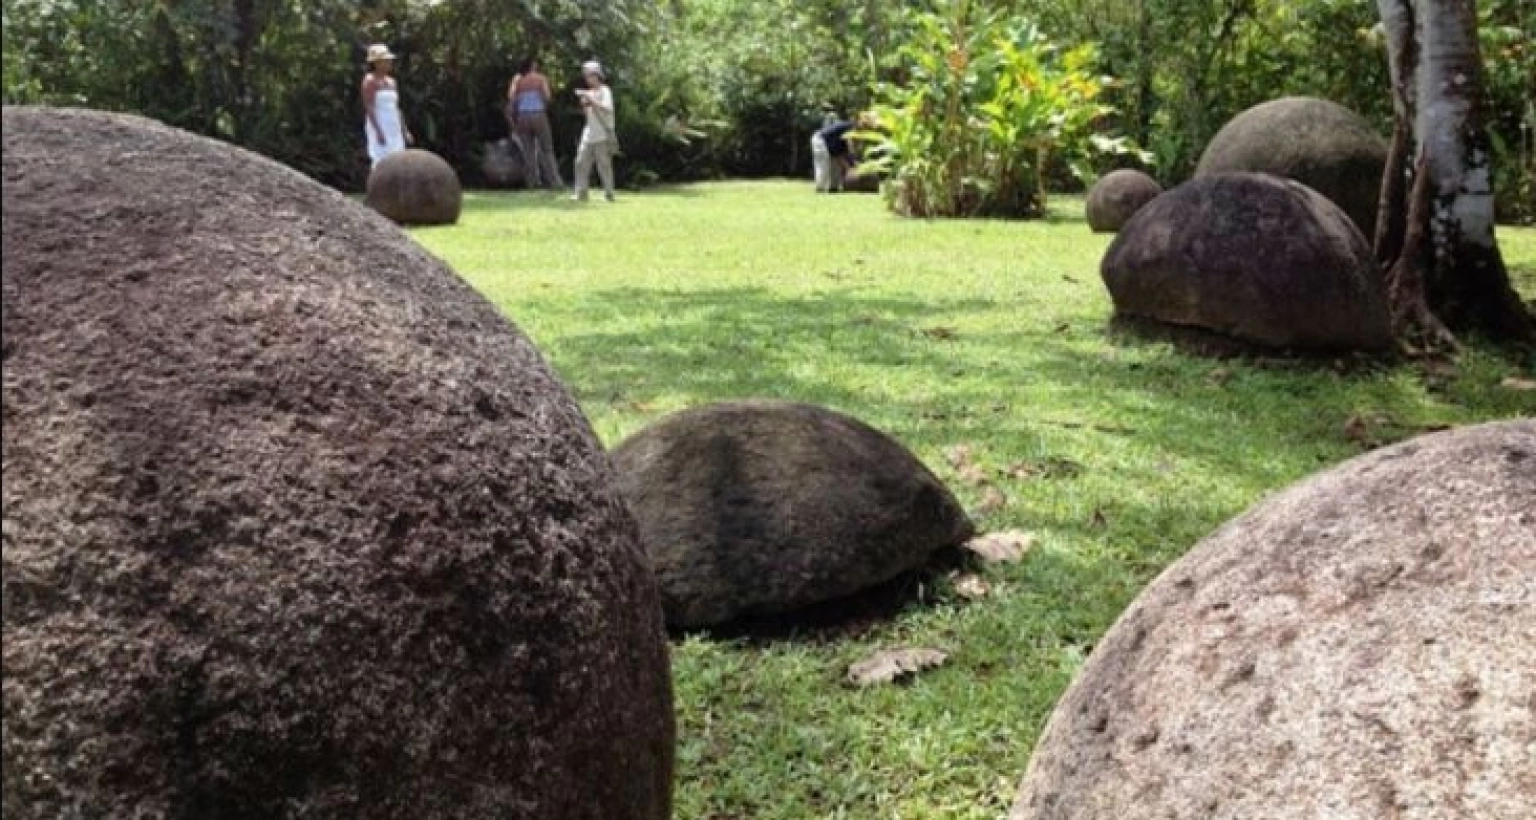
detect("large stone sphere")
[843,170,882,193]
[1085,170,1162,233]
[1,106,673,820]
[610,400,975,629]
[1195,96,1388,237]
[1102,172,1392,354]
[366,148,463,225]
[481,138,527,188]
[1012,420,1536,820]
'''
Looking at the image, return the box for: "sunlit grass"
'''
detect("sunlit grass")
[411,181,1535,819]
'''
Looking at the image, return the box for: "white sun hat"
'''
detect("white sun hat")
[366,44,397,65]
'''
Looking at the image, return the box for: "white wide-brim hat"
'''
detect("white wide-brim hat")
[366,44,396,65]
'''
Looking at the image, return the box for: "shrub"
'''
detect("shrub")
[859,0,1146,219]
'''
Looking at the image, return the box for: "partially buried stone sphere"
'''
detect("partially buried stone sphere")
[1101,172,1392,354]
[1195,96,1388,238]
[481,138,527,188]
[1084,170,1162,233]
[1011,420,1536,820]
[610,400,975,630]
[842,170,882,193]
[366,147,463,225]
[1,106,673,820]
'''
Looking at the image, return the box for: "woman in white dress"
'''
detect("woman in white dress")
[361,44,412,168]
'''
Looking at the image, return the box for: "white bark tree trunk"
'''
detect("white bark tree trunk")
[1374,0,1533,348]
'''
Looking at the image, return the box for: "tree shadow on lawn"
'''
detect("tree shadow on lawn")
[680,546,973,646]
[457,184,706,216]
[529,286,996,415]
[533,285,1435,481]
[679,541,1135,658]
[519,284,1486,635]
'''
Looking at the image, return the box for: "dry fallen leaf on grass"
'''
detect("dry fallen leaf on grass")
[976,486,1008,514]
[1500,376,1536,391]
[1419,359,1459,379]
[1207,367,1233,386]
[921,326,958,341]
[943,443,976,469]
[963,530,1035,563]
[1004,456,1084,480]
[1342,413,1372,444]
[1003,461,1040,480]
[952,573,991,600]
[846,648,949,687]
[957,463,989,486]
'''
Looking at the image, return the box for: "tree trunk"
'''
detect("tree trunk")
[1375,0,1535,351]
[1133,0,1155,148]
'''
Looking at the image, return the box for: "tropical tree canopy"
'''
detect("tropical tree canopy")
[3,0,1531,224]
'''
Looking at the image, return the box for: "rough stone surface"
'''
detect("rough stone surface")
[1101,172,1392,353]
[1,106,673,820]
[1085,170,1162,233]
[610,400,974,629]
[366,148,463,225]
[481,138,527,188]
[1012,420,1536,820]
[843,170,881,193]
[1195,96,1388,236]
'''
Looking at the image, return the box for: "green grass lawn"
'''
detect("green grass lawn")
[411,181,1536,820]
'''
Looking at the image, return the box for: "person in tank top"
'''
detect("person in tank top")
[506,58,563,189]
[361,44,413,169]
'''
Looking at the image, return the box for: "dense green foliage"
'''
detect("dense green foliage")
[1014,0,1532,219]
[1,0,641,189]
[3,0,1531,217]
[861,0,1146,218]
[1479,1,1536,224]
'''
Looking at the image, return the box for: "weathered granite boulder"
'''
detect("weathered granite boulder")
[843,170,882,193]
[481,137,527,188]
[1101,172,1393,353]
[611,400,975,629]
[1,106,673,820]
[366,148,462,225]
[1195,96,1388,237]
[1085,170,1163,233]
[1012,420,1536,820]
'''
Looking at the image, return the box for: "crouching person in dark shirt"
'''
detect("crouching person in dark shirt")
[811,119,856,193]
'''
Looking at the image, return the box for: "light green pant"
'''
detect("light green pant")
[574,139,615,200]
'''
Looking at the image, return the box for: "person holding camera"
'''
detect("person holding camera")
[571,61,618,202]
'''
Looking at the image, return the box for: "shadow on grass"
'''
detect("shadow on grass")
[533,285,1447,458]
[681,547,974,646]
[533,287,996,411]
[676,540,1128,664]
[520,285,1526,639]
[458,184,707,215]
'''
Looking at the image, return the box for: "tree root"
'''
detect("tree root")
[1389,290,1462,358]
